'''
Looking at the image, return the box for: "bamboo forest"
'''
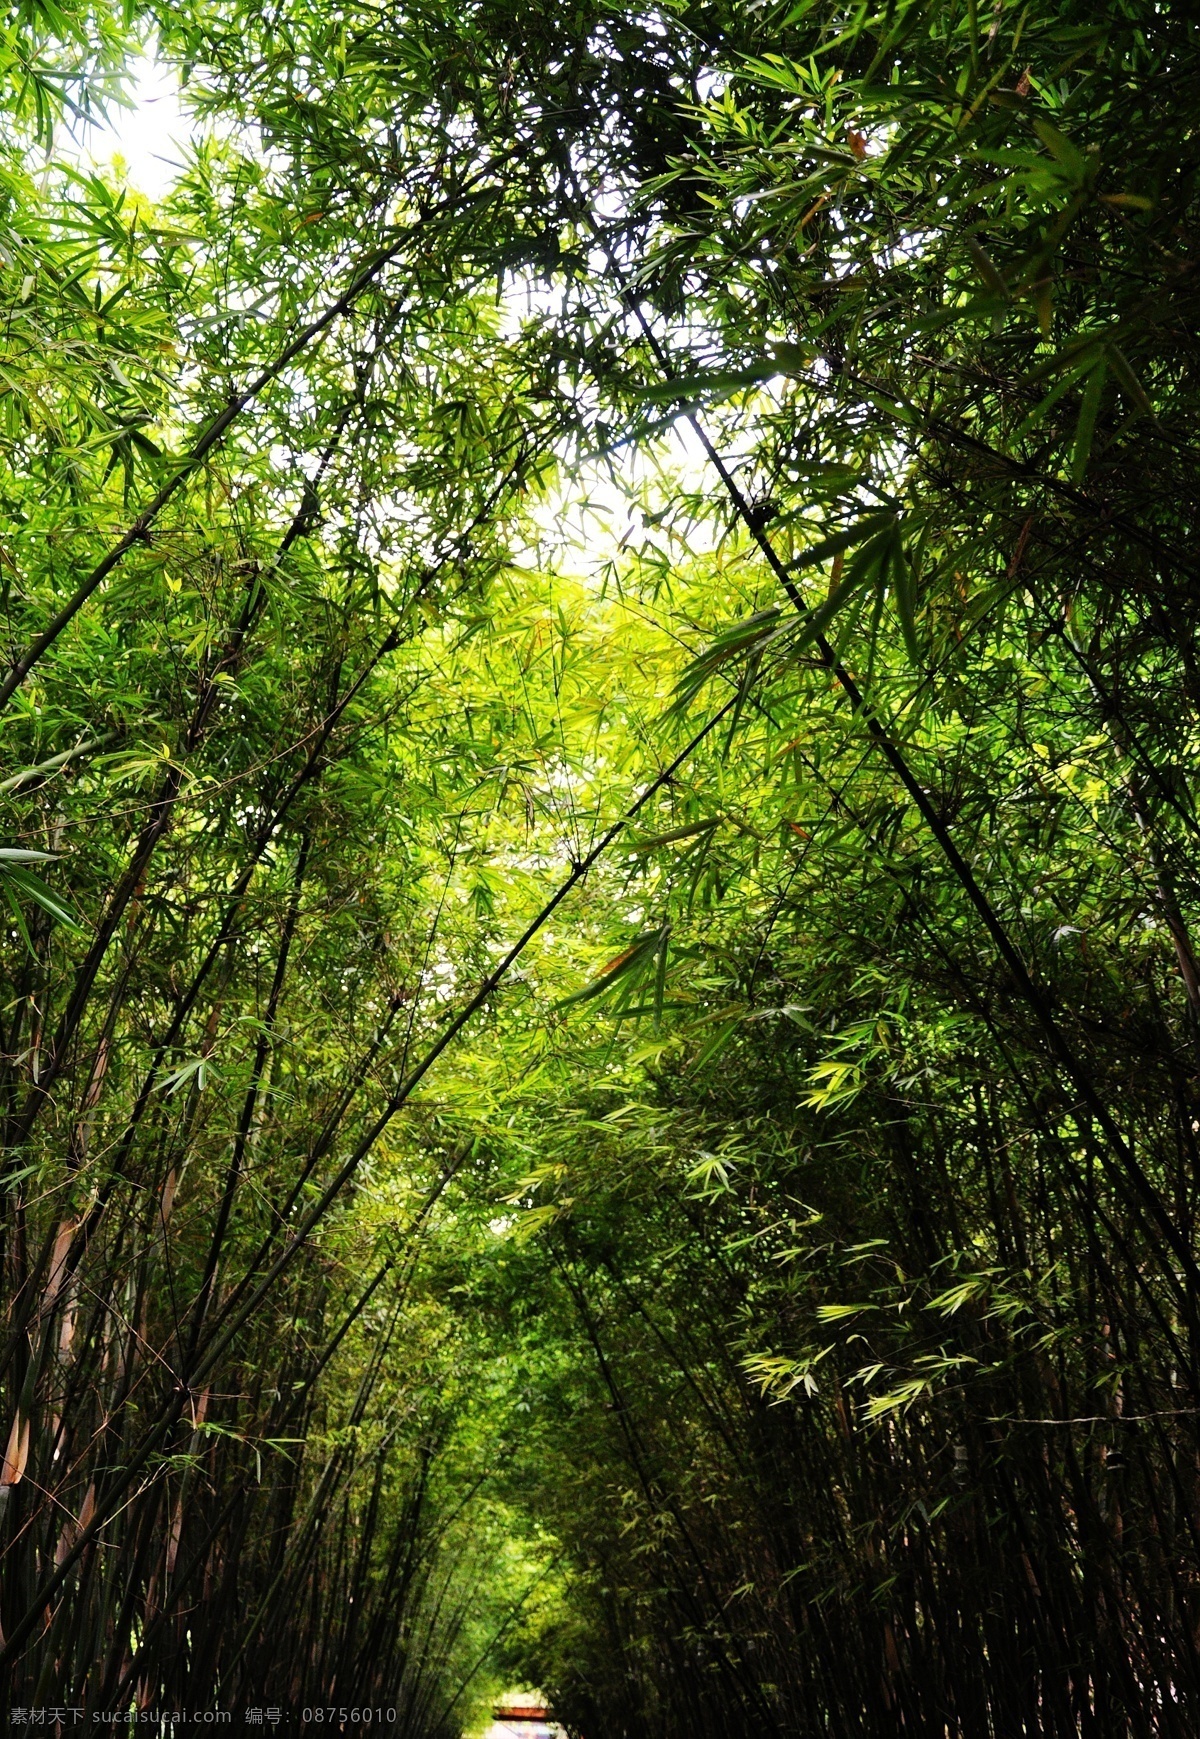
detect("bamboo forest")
[0,0,1197,1731]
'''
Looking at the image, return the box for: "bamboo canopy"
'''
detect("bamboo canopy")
[0,0,1197,1732]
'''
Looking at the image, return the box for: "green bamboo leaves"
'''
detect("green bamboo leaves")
[632,362,780,410]
[0,0,1195,1722]
[558,923,672,1023]
[671,511,922,719]
[670,605,787,717]
[0,846,81,952]
[1017,331,1154,481]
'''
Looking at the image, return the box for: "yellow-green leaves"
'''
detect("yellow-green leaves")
[670,606,786,717]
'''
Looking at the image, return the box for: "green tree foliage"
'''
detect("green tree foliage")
[1,0,1199,1732]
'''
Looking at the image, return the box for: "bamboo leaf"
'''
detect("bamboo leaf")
[1032,117,1087,180]
[557,926,671,1011]
[789,512,898,573]
[633,363,779,407]
[630,817,722,852]
[1070,359,1106,483]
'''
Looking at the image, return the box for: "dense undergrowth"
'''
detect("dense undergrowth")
[1,0,1198,1732]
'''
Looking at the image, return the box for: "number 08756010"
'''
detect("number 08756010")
[300,1711,397,1725]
